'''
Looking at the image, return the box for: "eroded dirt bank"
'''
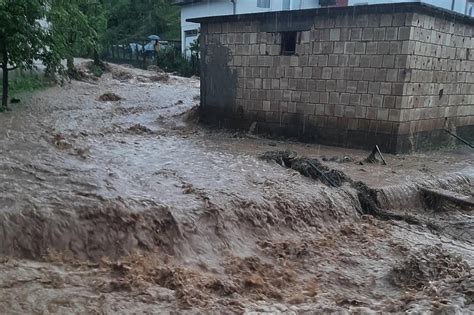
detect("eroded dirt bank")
[0,62,472,314]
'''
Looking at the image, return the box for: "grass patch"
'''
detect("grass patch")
[0,71,54,111]
[9,71,52,97]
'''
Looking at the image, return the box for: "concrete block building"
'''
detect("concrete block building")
[177,0,474,58]
[190,2,474,153]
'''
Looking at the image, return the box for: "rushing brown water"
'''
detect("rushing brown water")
[0,62,472,314]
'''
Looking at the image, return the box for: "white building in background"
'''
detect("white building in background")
[176,0,326,57]
[175,0,474,57]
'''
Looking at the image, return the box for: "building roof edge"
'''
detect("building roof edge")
[187,2,474,25]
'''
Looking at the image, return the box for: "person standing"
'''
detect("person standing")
[154,40,161,58]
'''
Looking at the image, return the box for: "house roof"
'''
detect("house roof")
[187,2,474,25]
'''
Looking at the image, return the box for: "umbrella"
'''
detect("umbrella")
[148,35,161,40]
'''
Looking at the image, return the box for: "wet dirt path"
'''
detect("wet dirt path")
[0,62,472,314]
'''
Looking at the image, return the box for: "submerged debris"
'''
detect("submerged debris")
[147,65,164,73]
[180,105,200,124]
[260,150,348,187]
[74,147,91,159]
[364,145,387,165]
[291,159,349,187]
[99,93,123,102]
[260,150,296,167]
[52,133,73,149]
[391,246,471,290]
[74,62,101,82]
[248,121,258,135]
[149,73,170,82]
[351,181,381,216]
[112,70,134,81]
[260,151,443,229]
[127,124,153,134]
[322,155,354,163]
[136,75,151,83]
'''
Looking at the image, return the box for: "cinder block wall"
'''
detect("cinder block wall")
[197,4,474,153]
[399,12,474,151]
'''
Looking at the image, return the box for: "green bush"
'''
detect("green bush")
[155,46,199,77]
[87,62,107,77]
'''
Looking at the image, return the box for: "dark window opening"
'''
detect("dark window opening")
[319,0,348,6]
[257,0,270,8]
[319,0,337,6]
[184,29,199,37]
[281,31,297,55]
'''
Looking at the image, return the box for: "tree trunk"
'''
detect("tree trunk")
[1,49,8,110]
[66,56,76,78]
[93,49,100,66]
[67,56,75,73]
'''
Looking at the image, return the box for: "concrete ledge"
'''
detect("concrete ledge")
[200,107,474,153]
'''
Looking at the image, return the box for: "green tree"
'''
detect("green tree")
[0,0,178,111]
[45,0,106,77]
[0,0,48,110]
[79,1,107,65]
[101,0,179,44]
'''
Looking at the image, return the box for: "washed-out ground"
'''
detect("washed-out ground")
[0,62,472,314]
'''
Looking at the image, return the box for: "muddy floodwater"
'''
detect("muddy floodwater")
[0,62,473,314]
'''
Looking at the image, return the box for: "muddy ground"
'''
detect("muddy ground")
[0,62,472,314]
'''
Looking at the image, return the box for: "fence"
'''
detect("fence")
[103,40,156,69]
[102,40,199,77]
